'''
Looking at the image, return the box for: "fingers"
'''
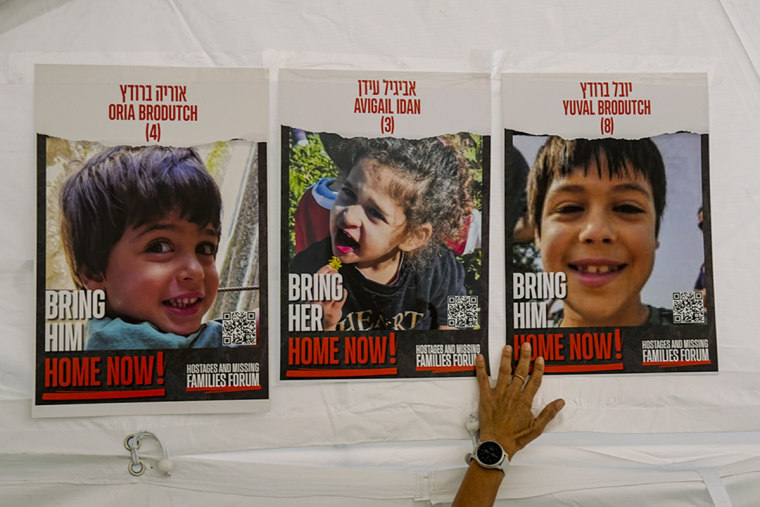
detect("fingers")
[316,264,338,276]
[495,345,513,392]
[330,288,348,315]
[532,398,565,435]
[521,355,545,399]
[322,288,347,311]
[326,289,347,308]
[312,265,347,330]
[475,354,490,395]
[510,342,531,388]
[517,398,565,449]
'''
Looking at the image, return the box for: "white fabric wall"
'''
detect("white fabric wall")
[2,0,760,505]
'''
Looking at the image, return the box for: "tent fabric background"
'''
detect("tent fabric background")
[2,0,760,504]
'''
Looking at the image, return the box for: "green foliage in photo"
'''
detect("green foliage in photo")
[287,130,338,259]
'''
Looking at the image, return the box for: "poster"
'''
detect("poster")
[280,70,490,380]
[504,73,716,374]
[34,65,269,416]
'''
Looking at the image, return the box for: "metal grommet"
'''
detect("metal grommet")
[129,460,145,476]
[124,434,141,451]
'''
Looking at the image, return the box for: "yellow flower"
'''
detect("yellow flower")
[328,256,342,271]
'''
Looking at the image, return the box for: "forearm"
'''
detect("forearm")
[452,461,504,507]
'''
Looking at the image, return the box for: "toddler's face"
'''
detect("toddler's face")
[330,158,409,272]
[537,161,657,327]
[86,210,219,336]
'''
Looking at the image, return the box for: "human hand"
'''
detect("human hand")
[476,343,564,460]
[314,264,347,331]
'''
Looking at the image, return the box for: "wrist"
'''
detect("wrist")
[468,459,507,480]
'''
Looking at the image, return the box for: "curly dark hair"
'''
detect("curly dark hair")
[343,136,474,264]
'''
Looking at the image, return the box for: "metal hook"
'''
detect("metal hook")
[124,431,172,477]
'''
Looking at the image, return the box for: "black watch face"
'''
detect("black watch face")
[476,441,503,465]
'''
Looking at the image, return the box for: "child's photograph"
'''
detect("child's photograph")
[285,128,486,332]
[509,132,707,328]
[44,137,264,349]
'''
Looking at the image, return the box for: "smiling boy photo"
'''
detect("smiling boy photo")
[59,145,224,349]
[526,136,673,327]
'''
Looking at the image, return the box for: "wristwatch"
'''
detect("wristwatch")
[469,440,508,471]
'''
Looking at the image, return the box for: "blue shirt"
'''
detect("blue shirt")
[85,316,223,350]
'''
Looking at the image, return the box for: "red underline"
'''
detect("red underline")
[186,385,262,393]
[416,365,476,373]
[544,363,624,373]
[42,389,166,400]
[644,360,712,368]
[286,367,398,378]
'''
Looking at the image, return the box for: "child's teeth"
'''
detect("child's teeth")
[582,265,614,274]
[169,297,198,308]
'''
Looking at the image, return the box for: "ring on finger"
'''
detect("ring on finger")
[512,374,526,384]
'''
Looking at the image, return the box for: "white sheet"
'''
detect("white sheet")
[1,0,759,504]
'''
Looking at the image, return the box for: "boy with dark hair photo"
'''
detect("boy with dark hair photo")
[526,136,672,327]
[59,145,224,349]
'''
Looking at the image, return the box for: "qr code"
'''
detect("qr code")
[222,311,257,346]
[672,291,705,324]
[447,296,479,329]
